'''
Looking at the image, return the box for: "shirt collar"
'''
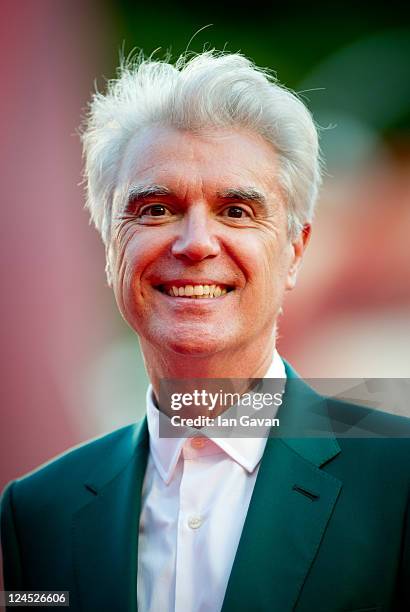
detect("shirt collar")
[146,350,286,484]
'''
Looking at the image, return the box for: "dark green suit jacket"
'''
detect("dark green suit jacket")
[1,364,410,611]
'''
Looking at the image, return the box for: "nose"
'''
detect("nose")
[171,205,220,262]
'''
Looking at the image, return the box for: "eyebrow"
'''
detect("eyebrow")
[127,184,173,202]
[216,188,267,208]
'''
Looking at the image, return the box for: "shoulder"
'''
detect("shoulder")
[327,396,410,440]
[1,421,146,516]
[325,397,410,485]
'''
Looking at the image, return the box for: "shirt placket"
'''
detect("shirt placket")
[174,439,207,612]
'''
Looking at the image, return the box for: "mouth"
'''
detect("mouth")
[155,282,235,299]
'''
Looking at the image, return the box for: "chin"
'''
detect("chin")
[152,325,232,357]
[164,337,225,357]
[167,341,221,356]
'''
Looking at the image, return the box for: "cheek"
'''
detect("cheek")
[110,228,147,310]
[234,234,292,326]
[234,232,289,287]
[113,225,153,276]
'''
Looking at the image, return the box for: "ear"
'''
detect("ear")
[285,223,311,291]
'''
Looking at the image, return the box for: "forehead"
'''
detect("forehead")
[118,125,281,194]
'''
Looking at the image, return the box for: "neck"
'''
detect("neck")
[141,334,276,402]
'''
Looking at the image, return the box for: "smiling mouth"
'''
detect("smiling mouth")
[156,283,234,298]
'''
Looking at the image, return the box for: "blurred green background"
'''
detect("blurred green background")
[113,0,410,133]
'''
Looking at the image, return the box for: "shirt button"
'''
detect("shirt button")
[188,515,203,529]
[191,437,206,449]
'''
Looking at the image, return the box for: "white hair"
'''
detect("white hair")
[81,50,322,244]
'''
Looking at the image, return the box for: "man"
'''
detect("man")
[1,51,409,611]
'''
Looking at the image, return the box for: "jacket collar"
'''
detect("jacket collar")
[279,361,341,467]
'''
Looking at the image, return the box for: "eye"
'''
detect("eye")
[139,204,171,217]
[222,206,250,219]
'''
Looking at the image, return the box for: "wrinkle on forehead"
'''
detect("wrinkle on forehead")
[119,124,279,182]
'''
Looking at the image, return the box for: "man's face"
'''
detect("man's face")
[108,125,307,356]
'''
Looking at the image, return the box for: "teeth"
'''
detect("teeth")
[165,284,229,298]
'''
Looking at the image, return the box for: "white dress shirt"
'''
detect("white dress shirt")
[137,352,286,612]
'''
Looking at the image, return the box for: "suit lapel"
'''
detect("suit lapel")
[72,419,149,612]
[222,366,342,612]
